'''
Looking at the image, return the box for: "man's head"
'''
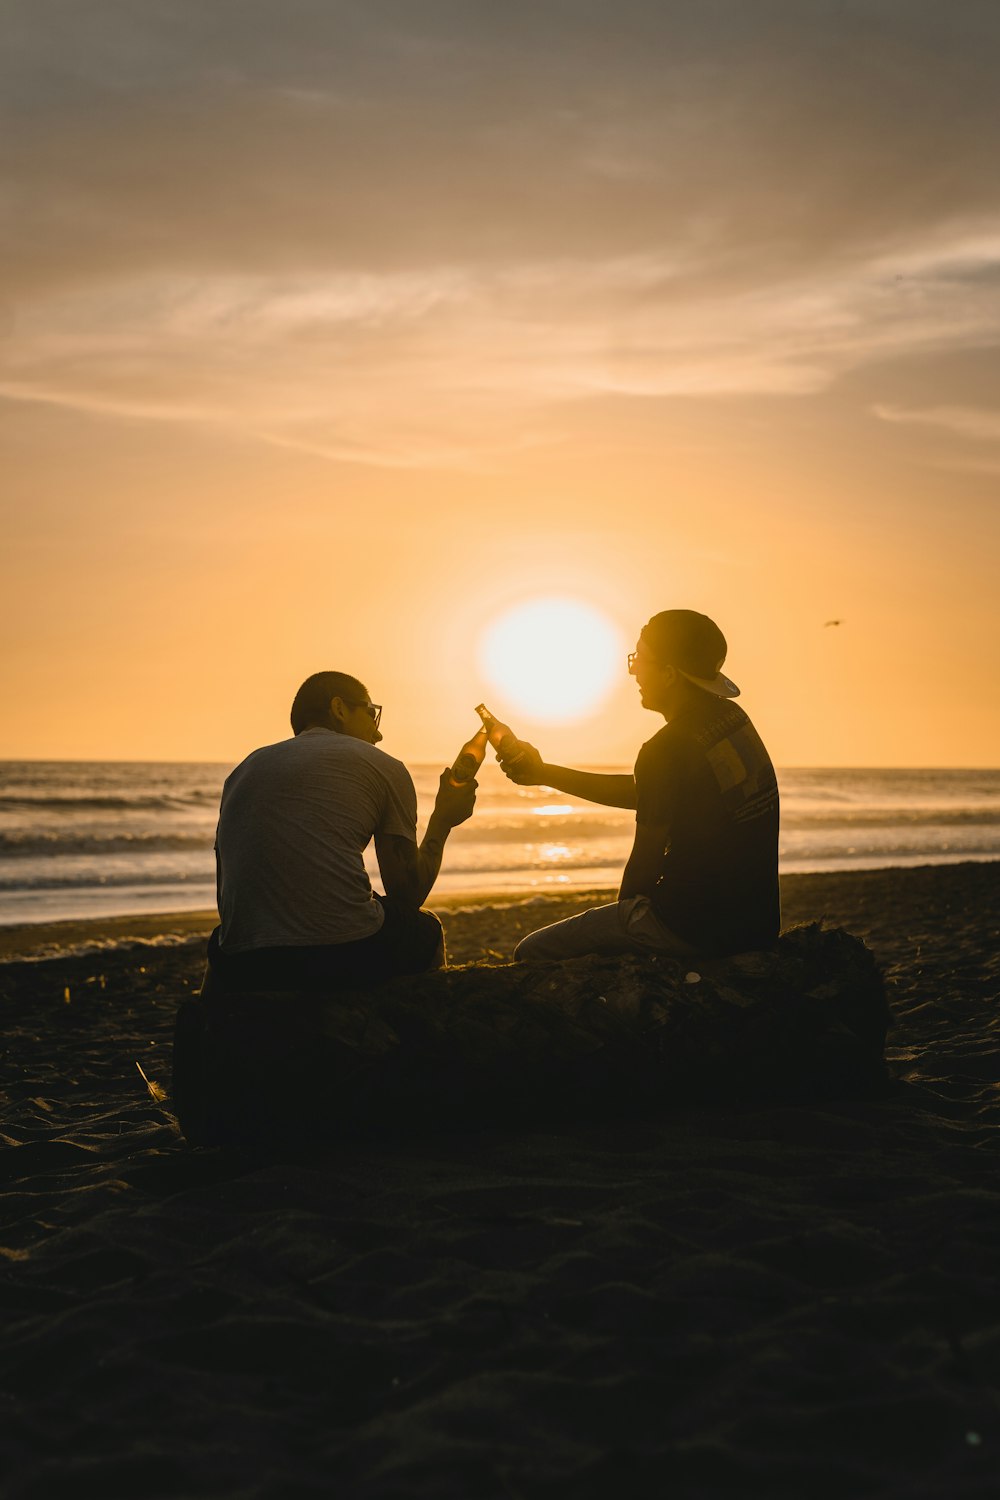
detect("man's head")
[290,671,383,744]
[629,610,740,715]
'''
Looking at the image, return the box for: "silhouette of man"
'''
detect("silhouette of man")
[206,671,476,992]
[503,611,779,961]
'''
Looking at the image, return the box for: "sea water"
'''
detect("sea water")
[1,759,999,926]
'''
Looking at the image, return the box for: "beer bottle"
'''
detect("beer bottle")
[449,726,488,786]
[475,703,526,765]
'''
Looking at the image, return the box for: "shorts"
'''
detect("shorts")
[206,896,444,994]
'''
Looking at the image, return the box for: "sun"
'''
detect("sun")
[477,597,625,723]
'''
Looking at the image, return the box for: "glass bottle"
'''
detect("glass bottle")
[475,703,526,765]
[449,726,488,786]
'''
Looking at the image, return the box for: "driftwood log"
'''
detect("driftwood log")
[172,925,889,1148]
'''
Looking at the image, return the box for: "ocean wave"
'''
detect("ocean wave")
[456,808,1000,837]
[2,808,998,856]
[780,808,1000,830]
[0,868,215,892]
[0,849,624,892]
[0,791,218,811]
[0,831,214,857]
[3,810,1000,865]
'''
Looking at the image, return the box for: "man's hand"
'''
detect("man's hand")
[498,741,545,786]
[432,769,477,827]
[377,771,476,909]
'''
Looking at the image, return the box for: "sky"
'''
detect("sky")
[2,0,999,768]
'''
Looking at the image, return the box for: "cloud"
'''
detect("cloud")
[3,217,1000,465]
[4,3,1000,464]
[5,2,1000,290]
[873,403,1000,442]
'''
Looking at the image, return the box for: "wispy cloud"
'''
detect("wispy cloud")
[4,4,1000,465]
[872,403,1000,443]
[4,220,1000,466]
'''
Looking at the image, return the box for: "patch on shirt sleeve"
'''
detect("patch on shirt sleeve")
[707,737,748,794]
[705,721,779,824]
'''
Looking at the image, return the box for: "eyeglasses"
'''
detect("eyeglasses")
[346,700,382,729]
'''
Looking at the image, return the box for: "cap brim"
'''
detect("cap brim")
[679,669,741,699]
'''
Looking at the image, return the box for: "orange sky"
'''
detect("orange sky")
[2,2,999,768]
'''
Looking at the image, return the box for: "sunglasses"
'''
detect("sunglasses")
[346,700,382,729]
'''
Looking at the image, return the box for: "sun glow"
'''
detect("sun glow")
[478,597,624,723]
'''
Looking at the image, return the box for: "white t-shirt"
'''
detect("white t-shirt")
[215,727,418,952]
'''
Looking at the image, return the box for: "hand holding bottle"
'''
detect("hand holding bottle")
[497,740,545,785]
[432,769,477,827]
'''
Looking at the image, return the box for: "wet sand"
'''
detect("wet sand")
[2,862,1000,1497]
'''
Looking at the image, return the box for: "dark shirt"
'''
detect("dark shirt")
[634,692,780,955]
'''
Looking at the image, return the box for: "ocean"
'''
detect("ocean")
[1,759,999,927]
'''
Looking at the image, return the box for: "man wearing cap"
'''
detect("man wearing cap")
[501,610,780,961]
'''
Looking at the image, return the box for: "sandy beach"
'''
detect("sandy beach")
[2,860,1000,1497]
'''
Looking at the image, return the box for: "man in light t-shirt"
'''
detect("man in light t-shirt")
[206,670,476,993]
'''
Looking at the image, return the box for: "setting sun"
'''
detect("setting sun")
[477,597,625,723]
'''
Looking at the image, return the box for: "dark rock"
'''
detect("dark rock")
[171,925,889,1148]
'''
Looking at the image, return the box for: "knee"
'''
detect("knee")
[513,929,548,963]
[418,909,445,971]
[198,961,222,1000]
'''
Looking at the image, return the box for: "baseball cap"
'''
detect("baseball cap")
[642,610,740,698]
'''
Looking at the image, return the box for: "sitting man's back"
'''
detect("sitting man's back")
[208,669,475,993]
[217,726,416,953]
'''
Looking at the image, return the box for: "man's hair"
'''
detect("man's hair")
[290,671,367,735]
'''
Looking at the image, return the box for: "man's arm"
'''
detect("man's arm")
[375,771,475,909]
[500,743,637,809]
[618,822,670,900]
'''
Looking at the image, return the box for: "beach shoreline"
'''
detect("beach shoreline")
[1,858,996,965]
[0,886,616,964]
[3,859,1000,1497]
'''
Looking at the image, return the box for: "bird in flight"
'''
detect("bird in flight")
[824,619,843,627]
